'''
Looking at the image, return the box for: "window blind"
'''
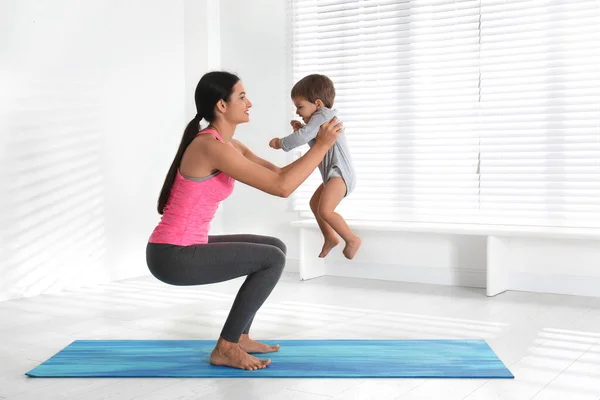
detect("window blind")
[479,0,600,227]
[289,0,600,228]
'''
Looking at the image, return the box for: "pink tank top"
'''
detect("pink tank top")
[149,129,235,246]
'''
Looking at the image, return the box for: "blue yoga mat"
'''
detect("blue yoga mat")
[26,339,513,379]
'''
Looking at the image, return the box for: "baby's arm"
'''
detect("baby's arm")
[280,111,333,152]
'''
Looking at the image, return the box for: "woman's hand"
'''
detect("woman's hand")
[315,117,343,147]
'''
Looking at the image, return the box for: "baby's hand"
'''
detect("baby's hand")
[290,120,304,131]
[269,138,282,149]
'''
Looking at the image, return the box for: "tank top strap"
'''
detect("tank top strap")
[196,128,225,143]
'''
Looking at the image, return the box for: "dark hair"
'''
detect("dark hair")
[291,74,335,108]
[157,71,240,214]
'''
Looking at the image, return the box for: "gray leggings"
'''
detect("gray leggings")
[146,234,286,343]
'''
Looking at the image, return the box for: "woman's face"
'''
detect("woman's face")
[223,81,252,124]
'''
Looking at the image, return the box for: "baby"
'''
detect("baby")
[269,74,361,259]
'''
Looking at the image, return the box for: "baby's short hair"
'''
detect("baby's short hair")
[291,74,335,108]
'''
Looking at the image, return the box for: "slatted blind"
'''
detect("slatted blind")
[289,0,482,223]
[289,0,600,228]
[479,0,600,227]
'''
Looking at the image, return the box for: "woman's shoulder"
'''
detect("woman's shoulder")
[188,134,243,164]
[185,132,226,164]
[230,139,247,153]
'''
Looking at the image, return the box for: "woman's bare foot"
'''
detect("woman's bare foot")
[209,338,271,370]
[343,236,362,259]
[239,334,280,354]
[319,236,339,258]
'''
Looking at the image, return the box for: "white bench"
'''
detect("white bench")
[291,219,600,297]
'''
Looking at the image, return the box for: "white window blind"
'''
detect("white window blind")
[289,0,600,228]
[479,0,600,227]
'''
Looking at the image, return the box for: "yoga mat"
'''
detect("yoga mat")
[26,339,514,379]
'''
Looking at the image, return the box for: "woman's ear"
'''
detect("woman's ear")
[216,99,227,113]
[315,99,325,109]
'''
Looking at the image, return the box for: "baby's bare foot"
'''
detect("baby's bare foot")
[343,236,362,260]
[239,335,280,354]
[210,340,271,370]
[319,236,339,258]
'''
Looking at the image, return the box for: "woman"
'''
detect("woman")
[146,71,342,370]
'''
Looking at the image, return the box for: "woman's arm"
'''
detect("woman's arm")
[203,118,342,197]
[231,139,311,176]
[231,139,281,174]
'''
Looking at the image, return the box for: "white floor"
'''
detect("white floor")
[1,272,600,400]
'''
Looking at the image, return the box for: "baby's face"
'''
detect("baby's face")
[292,97,318,123]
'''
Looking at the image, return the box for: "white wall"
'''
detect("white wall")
[218,0,600,298]
[0,0,191,301]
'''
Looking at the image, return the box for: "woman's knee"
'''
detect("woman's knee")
[258,235,287,256]
[268,247,286,276]
[272,237,287,256]
[275,247,286,267]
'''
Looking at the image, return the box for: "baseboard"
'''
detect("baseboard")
[324,260,486,289]
[507,272,600,298]
[303,260,600,298]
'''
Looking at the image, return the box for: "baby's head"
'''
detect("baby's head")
[291,74,335,123]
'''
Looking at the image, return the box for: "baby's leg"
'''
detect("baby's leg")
[319,177,361,260]
[310,184,339,258]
